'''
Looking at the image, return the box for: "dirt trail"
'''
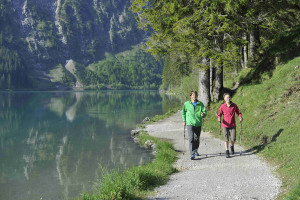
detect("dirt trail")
[145,111,281,200]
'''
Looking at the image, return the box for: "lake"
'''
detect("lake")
[0,90,180,200]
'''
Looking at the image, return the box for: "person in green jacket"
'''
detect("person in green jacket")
[182,90,207,160]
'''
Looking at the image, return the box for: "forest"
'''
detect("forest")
[131,0,300,105]
[0,0,28,89]
[70,46,163,90]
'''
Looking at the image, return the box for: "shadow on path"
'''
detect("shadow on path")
[178,128,283,160]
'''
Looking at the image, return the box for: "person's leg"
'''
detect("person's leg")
[223,127,230,158]
[194,126,201,156]
[223,127,229,150]
[224,141,229,150]
[230,127,236,154]
[187,125,194,158]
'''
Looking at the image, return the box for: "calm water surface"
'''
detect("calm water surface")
[0,90,180,200]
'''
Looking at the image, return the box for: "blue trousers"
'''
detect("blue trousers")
[187,125,201,156]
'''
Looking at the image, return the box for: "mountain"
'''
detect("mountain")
[0,0,160,90]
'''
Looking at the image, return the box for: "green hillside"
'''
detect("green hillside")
[86,46,163,90]
[205,56,300,199]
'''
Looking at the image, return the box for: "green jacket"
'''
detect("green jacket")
[182,100,207,127]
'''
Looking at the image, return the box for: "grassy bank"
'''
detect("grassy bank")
[80,107,180,200]
[205,57,300,199]
[78,56,300,199]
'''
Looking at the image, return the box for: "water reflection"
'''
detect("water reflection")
[0,91,180,200]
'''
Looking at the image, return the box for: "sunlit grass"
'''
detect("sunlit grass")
[205,57,300,199]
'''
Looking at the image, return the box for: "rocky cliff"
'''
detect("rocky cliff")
[1,0,148,89]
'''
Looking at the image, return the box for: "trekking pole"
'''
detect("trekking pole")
[202,118,207,158]
[240,121,242,156]
[183,125,186,155]
[219,120,222,155]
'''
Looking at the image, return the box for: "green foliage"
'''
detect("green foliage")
[131,0,243,63]
[27,1,60,49]
[90,46,163,89]
[205,57,300,199]
[0,0,27,89]
[269,24,300,60]
[58,0,95,57]
[131,0,300,94]
[74,62,100,86]
[61,67,75,86]
[81,126,177,199]
[161,53,192,90]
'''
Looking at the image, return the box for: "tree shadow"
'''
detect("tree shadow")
[245,129,284,154]
[221,25,300,99]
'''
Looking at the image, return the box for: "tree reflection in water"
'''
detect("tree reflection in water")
[0,91,180,200]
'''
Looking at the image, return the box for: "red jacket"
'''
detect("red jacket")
[218,102,242,128]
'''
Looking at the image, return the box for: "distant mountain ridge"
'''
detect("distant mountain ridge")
[0,0,155,89]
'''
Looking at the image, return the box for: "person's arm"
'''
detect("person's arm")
[235,105,243,122]
[201,103,207,118]
[182,103,187,126]
[217,106,223,122]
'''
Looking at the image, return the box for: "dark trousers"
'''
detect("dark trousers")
[187,125,201,156]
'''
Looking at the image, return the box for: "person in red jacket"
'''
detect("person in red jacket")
[218,93,243,158]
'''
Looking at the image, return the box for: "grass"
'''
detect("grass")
[48,64,64,82]
[80,107,180,200]
[223,68,252,89]
[205,56,300,199]
[78,57,300,199]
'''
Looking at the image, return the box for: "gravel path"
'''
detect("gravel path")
[145,111,281,200]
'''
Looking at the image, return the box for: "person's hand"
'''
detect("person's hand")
[240,116,243,122]
[201,112,204,117]
[218,117,221,122]
[183,122,186,126]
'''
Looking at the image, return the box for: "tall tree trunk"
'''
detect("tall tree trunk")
[249,25,261,60]
[198,59,210,107]
[181,69,183,89]
[249,29,255,59]
[213,64,223,102]
[239,46,244,69]
[243,32,248,68]
[211,37,224,102]
[210,58,215,102]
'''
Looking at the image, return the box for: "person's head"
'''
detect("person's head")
[190,90,198,102]
[223,93,231,103]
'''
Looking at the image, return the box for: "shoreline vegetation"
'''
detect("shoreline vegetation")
[80,107,180,200]
[80,57,299,200]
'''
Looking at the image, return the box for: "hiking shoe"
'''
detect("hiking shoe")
[225,150,230,158]
[195,151,200,156]
[230,145,235,155]
[191,155,195,160]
